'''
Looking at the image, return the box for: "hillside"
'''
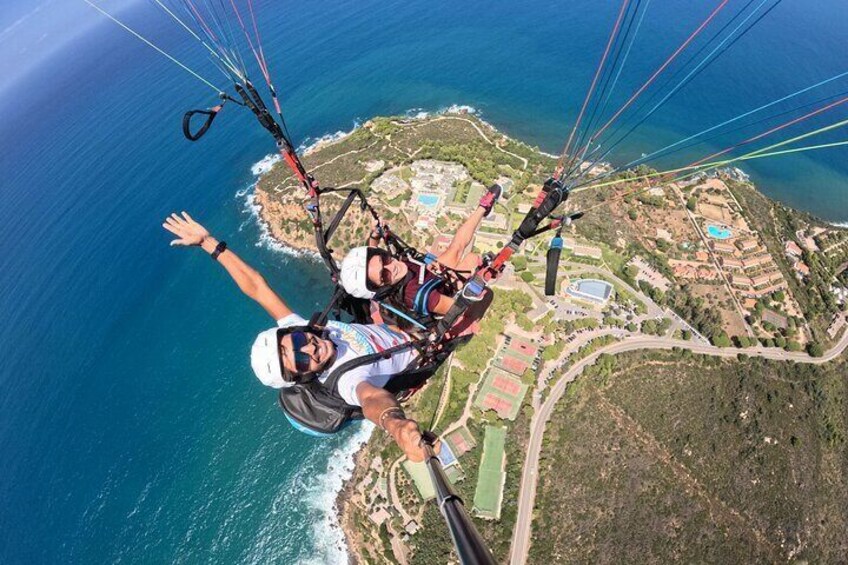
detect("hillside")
[530,350,848,563]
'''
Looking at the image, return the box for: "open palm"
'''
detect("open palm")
[162,212,210,246]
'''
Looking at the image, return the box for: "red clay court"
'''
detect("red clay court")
[482,393,514,418]
[508,339,538,358]
[492,374,521,396]
[445,427,475,457]
[499,356,528,375]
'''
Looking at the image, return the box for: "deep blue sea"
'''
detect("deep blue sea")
[1,0,847,562]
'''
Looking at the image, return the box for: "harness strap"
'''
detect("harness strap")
[323,337,428,397]
[414,277,443,316]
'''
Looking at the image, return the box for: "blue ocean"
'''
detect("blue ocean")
[1,0,847,562]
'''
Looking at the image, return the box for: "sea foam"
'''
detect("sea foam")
[301,423,374,565]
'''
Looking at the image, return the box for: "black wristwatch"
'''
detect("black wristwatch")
[211,240,227,261]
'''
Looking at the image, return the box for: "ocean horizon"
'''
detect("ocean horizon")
[2,0,848,562]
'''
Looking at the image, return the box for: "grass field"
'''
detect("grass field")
[473,425,507,519]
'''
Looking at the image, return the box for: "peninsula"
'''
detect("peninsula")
[254,111,848,563]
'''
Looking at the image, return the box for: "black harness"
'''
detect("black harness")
[277,326,466,435]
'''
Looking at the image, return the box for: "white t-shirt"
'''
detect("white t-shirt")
[276,314,419,407]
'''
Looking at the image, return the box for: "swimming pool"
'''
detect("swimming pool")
[417,193,440,209]
[707,224,733,239]
[567,278,614,304]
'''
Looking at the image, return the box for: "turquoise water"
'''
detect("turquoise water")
[707,225,734,239]
[574,280,614,301]
[2,0,848,562]
[417,193,441,208]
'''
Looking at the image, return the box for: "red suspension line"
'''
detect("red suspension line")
[184,0,219,42]
[228,0,271,81]
[229,0,283,116]
[556,0,631,178]
[588,0,731,146]
[688,95,848,167]
[246,0,269,74]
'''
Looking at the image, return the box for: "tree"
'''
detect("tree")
[520,271,535,283]
[712,331,732,348]
[628,209,638,221]
[808,342,825,357]
[681,329,692,340]
[513,255,528,272]
[686,196,697,212]
[735,335,751,348]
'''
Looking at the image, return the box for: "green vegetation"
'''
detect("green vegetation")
[531,350,848,563]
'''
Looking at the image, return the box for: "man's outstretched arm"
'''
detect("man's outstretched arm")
[356,381,436,462]
[163,212,292,321]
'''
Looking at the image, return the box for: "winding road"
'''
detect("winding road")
[509,330,848,564]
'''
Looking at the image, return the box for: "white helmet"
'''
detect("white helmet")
[340,246,377,299]
[250,327,291,388]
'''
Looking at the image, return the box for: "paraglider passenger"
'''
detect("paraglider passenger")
[162,212,435,461]
[340,184,501,332]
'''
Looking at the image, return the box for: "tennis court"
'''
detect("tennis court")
[497,354,529,376]
[474,369,529,421]
[445,427,476,457]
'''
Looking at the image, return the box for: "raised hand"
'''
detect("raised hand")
[162,212,211,247]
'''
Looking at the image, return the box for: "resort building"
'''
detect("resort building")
[731,274,754,288]
[737,238,760,252]
[827,313,846,339]
[785,240,803,257]
[670,260,720,281]
[563,237,603,260]
[794,262,810,278]
[428,234,454,256]
[721,257,744,270]
[711,241,737,255]
[742,255,773,270]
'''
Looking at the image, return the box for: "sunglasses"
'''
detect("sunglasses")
[282,330,317,374]
[369,249,394,287]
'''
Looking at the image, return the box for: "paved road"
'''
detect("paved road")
[509,330,848,565]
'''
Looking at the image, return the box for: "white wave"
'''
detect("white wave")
[830,221,848,229]
[442,104,477,115]
[238,184,321,261]
[299,423,375,565]
[299,121,362,155]
[404,107,429,120]
[251,154,281,176]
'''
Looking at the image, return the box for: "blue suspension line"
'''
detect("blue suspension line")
[576,0,780,186]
